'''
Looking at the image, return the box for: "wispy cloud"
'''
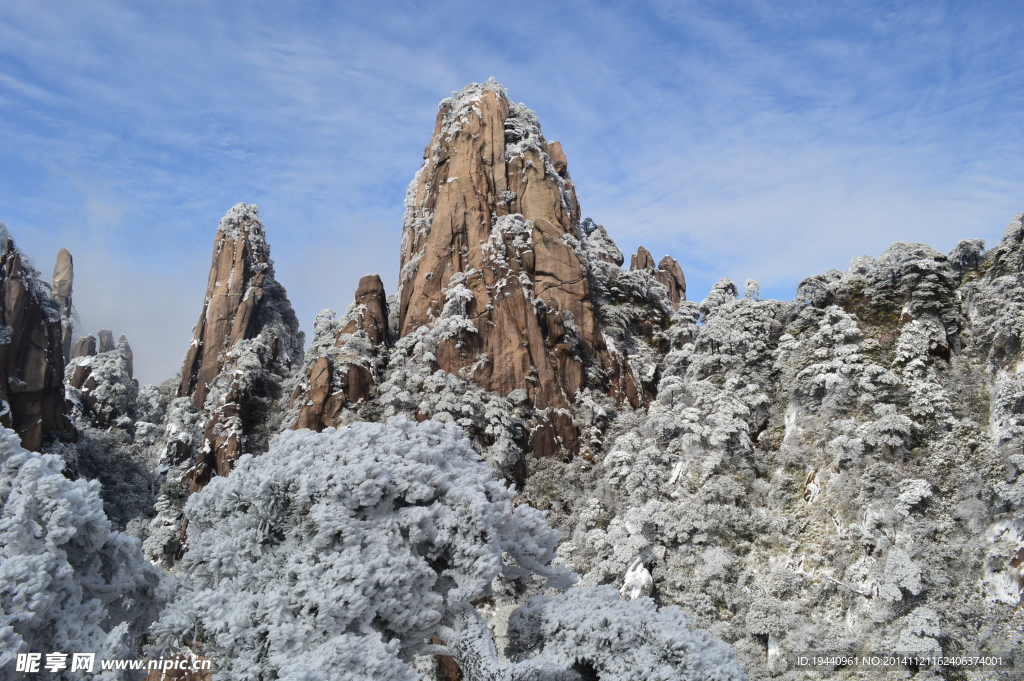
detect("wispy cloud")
[0,0,1021,384]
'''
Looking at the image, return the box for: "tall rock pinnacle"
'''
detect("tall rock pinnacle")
[398,80,640,456]
[180,204,272,407]
[178,204,303,489]
[0,225,74,450]
[51,248,73,361]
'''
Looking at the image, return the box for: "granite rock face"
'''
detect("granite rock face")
[51,248,74,361]
[656,255,687,306]
[97,329,116,354]
[292,274,390,431]
[0,227,74,450]
[180,205,271,407]
[177,204,303,490]
[397,80,641,456]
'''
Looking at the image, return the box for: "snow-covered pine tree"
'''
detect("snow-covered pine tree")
[0,427,165,680]
[151,417,745,680]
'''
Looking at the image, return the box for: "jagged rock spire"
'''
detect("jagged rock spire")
[180,204,273,407]
[97,329,116,354]
[178,204,303,489]
[398,80,640,456]
[0,225,74,450]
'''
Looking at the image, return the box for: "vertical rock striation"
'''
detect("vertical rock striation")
[397,80,641,456]
[0,225,74,450]
[178,204,303,490]
[180,205,270,408]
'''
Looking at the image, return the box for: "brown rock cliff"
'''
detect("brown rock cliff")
[51,248,73,362]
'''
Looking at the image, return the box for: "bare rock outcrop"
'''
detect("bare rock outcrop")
[657,255,687,304]
[397,80,641,457]
[72,334,97,359]
[630,245,655,272]
[0,225,74,450]
[51,248,73,361]
[629,246,686,307]
[66,329,137,428]
[97,328,116,354]
[177,204,303,490]
[291,274,389,431]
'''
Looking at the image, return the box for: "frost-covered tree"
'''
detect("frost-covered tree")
[0,427,165,680]
[508,587,745,681]
[152,418,744,680]
[64,336,171,534]
[521,216,1024,680]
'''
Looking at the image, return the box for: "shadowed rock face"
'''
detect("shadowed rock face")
[98,329,116,354]
[398,81,641,456]
[0,231,74,450]
[178,204,303,490]
[292,274,390,431]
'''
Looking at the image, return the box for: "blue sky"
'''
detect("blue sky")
[1,0,1021,385]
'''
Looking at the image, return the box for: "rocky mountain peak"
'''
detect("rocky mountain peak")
[177,204,303,490]
[396,80,641,456]
[290,273,390,432]
[179,203,273,408]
